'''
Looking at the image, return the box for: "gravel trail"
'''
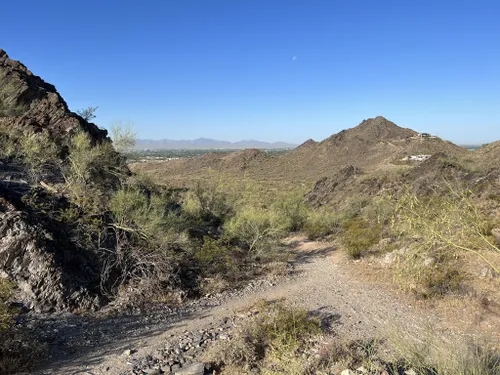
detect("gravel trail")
[31,237,493,375]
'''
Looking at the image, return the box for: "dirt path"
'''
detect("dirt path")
[34,237,497,375]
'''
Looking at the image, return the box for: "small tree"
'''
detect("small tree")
[111,122,136,153]
[76,106,99,122]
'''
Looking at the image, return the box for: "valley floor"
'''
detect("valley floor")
[32,237,499,375]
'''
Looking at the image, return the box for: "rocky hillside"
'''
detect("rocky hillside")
[132,116,468,185]
[474,140,500,170]
[0,50,118,312]
[269,116,467,180]
[0,49,108,148]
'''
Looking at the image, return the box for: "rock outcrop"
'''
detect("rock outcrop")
[0,182,102,312]
[0,49,108,147]
[0,49,113,311]
[306,166,365,207]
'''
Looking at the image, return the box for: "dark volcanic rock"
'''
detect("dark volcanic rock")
[306,166,364,207]
[0,49,117,311]
[0,49,108,147]
[0,183,102,312]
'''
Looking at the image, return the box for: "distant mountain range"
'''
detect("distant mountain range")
[135,138,298,150]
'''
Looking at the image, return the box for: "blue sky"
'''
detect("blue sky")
[2,0,499,144]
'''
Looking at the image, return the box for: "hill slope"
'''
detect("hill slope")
[133,116,468,185]
[268,116,467,180]
[0,49,108,147]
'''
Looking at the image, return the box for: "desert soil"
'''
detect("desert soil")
[31,237,499,375]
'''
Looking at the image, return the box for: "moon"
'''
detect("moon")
[292,56,297,61]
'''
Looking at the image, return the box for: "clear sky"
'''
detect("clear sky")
[2,0,499,144]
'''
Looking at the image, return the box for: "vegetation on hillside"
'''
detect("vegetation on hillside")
[1,117,500,373]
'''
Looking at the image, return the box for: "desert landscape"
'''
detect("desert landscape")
[0,46,499,375]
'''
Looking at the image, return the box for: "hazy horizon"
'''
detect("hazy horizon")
[3,0,499,145]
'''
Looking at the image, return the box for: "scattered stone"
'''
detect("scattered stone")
[341,370,356,375]
[173,362,205,375]
[123,349,134,357]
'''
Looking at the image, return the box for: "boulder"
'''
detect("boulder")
[0,185,102,312]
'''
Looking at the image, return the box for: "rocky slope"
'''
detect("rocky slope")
[268,116,467,180]
[133,116,468,186]
[0,49,108,148]
[0,49,115,311]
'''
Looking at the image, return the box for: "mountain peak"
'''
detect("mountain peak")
[353,116,417,141]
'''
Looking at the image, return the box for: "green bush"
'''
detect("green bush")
[0,128,17,158]
[204,300,321,375]
[195,237,236,275]
[64,131,123,215]
[183,179,234,222]
[303,208,341,240]
[341,217,382,259]
[224,207,276,252]
[109,188,148,228]
[65,131,120,186]
[111,121,136,153]
[390,188,500,296]
[0,129,59,181]
[18,131,59,177]
[270,191,309,233]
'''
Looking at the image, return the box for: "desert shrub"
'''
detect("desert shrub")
[0,102,27,117]
[75,106,98,122]
[204,300,321,375]
[390,188,500,296]
[109,188,148,228]
[64,130,123,214]
[363,197,394,225]
[224,207,277,252]
[111,121,136,153]
[341,196,371,220]
[388,328,500,375]
[303,208,341,240]
[394,248,465,298]
[14,130,58,181]
[183,178,234,223]
[0,84,28,118]
[270,191,309,232]
[341,217,382,259]
[65,131,121,186]
[105,186,184,298]
[0,127,17,158]
[194,237,237,275]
